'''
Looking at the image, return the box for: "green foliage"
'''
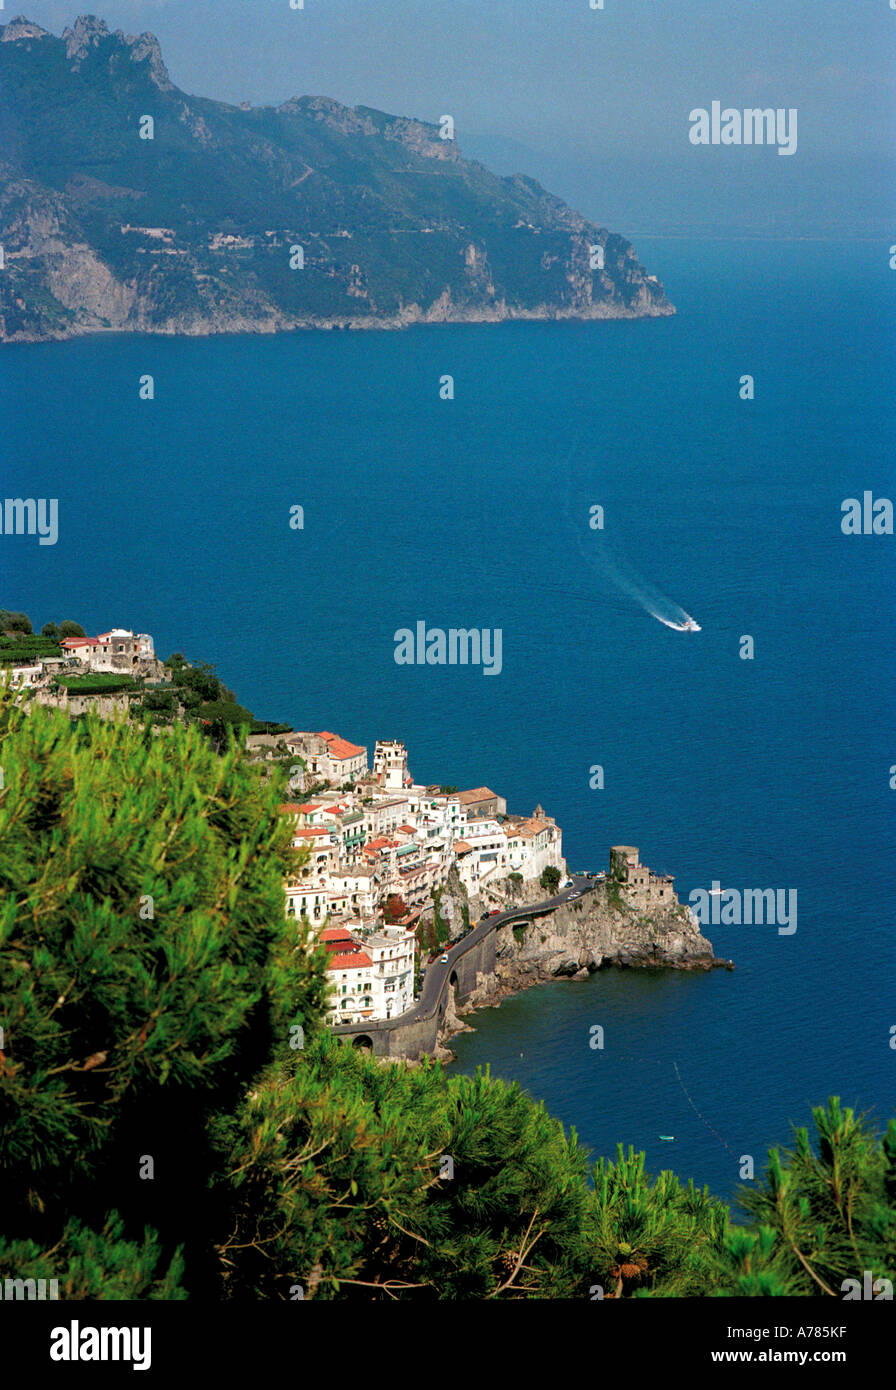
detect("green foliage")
[58,620,86,638]
[198,699,255,727]
[0,698,327,1245]
[142,687,176,713]
[0,633,62,665]
[540,866,561,894]
[731,1098,896,1297]
[41,622,60,640]
[0,609,33,635]
[0,1213,186,1300]
[210,1040,592,1299]
[606,880,624,912]
[55,673,139,695]
[587,1146,731,1297]
[169,659,225,704]
[1,690,892,1302]
[156,656,267,741]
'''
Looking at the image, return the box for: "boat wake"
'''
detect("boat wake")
[583,523,702,634]
[653,613,702,633]
[560,433,701,632]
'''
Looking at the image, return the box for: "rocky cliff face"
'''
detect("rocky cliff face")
[433,866,726,1043]
[491,887,721,989]
[0,14,674,343]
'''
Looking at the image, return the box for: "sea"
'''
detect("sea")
[3,236,894,1205]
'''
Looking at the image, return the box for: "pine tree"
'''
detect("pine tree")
[734,1098,896,1297]
[0,693,326,1292]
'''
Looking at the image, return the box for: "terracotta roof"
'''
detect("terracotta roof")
[326,951,373,970]
[279,803,303,814]
[320,927,353,941]
[503,814,551,837]
[318,731,366,760]
[457,787,497,804]
[60,637,97,648]
[293,827,333,839]
[453,839,473,854]
[399,824,417,834]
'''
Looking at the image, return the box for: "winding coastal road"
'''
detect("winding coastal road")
[333,875,596,1038]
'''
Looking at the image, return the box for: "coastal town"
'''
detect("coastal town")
[2,620,570,1031]
[266,732,565,1026]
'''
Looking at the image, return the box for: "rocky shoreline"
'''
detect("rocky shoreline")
[0,292,674,347]
[0,17,674,346]
[424,863,732,1060]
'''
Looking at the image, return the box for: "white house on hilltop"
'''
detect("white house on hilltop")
[60,629,156,672]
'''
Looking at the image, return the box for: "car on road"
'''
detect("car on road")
[488,908,501,917]
[440,953,449,964]
[568,890,582,899]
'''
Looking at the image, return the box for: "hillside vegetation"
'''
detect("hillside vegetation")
[0,15,673,342]
[0,695,892,1298]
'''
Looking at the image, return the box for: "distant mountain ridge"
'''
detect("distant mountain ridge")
[0,14,674,343]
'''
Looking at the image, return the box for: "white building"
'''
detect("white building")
[406,789,467,846]
[286,731,368,787]
[323,929,377,1024]
[503,808,565,882]
[286,878,328,923]
[452,817,510,895]
[372,739,412,789]
[364,796,413,839]
[322,924,415,1024]
[60,629,155,671]
[6,663,42,688]
[327,864,380,920]
[363,927,416,1020]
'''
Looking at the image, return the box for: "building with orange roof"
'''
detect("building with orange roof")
[457,787,507,820]
[322,922,415,1025]
[285,730,368,787]
[60,627,157,674]
[325,945,376,1023]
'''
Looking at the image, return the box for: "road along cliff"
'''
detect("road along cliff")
[429,851,730,1051]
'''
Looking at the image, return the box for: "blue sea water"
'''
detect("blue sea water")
[2,238,894,1202]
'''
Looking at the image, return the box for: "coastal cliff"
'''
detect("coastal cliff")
[427,851,727,1049]
[0,15,674,343]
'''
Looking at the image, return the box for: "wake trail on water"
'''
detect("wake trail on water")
[563,432,702,633]
[590,540,700,632]
[382,434,702,630]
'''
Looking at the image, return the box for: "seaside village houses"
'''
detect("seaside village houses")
[258,733,567,1027]
[60,629,157,671]
[2,619,568,1030]
[5,624,163,691]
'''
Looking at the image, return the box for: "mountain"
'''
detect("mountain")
[0,15,673,343]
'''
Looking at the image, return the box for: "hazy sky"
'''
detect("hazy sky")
[14,2,896,234]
